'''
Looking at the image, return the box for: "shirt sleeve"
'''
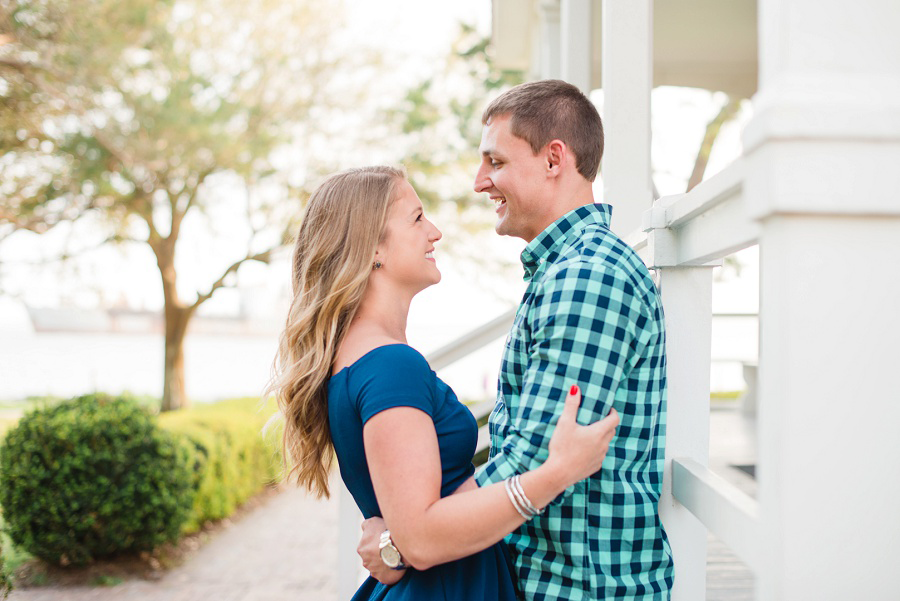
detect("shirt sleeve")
[348,345,437,425]
[475,260,652,498]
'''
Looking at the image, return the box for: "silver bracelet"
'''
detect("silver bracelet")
[508,475,533,517]
[504,477,532,519]
[511,474,542,516]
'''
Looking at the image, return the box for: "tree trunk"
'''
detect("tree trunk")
[161,304,191,411]
[686,97,742,192]
[156,240,194,412]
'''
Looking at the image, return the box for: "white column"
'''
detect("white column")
[601,0,653,238]
[537,0,561,80]
[655,261,714,601]
[560,0,592,94]
[746,0,900,598]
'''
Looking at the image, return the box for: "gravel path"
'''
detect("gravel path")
[8,485,340,601]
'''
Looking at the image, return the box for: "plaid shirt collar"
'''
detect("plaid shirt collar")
[520,203,613,279]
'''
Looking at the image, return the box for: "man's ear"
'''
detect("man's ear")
[546,140,566,176]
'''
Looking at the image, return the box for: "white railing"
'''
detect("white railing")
[633,160,756,267]
[672,459,761,571]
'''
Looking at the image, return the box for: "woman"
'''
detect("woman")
[269,166,619,600]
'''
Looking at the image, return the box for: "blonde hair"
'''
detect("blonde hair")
[268,166,405,498]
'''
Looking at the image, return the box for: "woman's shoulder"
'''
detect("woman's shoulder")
[338,343,437,419]
[333,340,429,377]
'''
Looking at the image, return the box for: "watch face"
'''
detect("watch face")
[380,545,402,568]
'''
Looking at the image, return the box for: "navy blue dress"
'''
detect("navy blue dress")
[328,344,518,601]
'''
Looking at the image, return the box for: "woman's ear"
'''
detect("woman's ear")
[371,249,382,269]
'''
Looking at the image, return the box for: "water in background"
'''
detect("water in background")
[0,315,505,404]
[0,316,753,404]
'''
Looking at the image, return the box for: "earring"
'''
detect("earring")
[372,260,382,270]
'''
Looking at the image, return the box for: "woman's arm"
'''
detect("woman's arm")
[364,385,617,571]
[356,475,477,582]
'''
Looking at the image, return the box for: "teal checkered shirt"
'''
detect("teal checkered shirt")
[475,203,674,600]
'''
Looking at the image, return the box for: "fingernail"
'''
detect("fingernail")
[570,384,579,395]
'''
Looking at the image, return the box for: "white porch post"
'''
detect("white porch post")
[746,0,900,598]
[560,0,592,94]
[652,244,714,600]
[537,0,562,80]
[601,0,653,237]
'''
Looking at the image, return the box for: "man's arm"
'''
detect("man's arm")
[475,261,648,491]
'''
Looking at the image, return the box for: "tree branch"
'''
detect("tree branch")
[169,167,215,243]
[686,97,742,192]
[191,248,274,310]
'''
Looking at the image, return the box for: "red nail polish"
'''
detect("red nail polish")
[570,384,578,395]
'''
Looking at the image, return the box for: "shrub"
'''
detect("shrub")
[158,398,281,532]
[0,394,195,566]
[0,549,10,600]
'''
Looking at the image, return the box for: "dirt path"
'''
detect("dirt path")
[8,485,340,601]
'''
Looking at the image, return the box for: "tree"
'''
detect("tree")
[0,0,369,410]
[686,96,743,192]
[685,94,745,277]
[381,24,528,294]
[387,23,523,212]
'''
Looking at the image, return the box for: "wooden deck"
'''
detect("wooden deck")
[705,404,757,600]
[708,533,754,600]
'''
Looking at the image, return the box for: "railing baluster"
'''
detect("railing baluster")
[654,255,716,601]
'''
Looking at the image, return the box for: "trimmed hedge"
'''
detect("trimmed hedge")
[0,394,195,565]
[158,398,281,533]
[0,396,281,569]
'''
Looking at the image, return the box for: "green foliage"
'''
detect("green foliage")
[2,0,363,409]
[390,23,524,212]
[0,511,30,593]
[90,574,124,587]
[0,393,194,566]
[158,398,281,533]
[1,0,351,238]
[0,541,10,599]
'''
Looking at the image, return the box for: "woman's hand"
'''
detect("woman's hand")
[546,385,619,486]
[359,516,407,585]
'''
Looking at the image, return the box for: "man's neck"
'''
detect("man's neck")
[525,182,596,242]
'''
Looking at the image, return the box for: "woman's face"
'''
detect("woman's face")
[374,179,443,294]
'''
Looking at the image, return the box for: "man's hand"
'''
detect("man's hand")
[358,516,406,585]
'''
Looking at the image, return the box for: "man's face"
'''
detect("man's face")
[474,115,551,242]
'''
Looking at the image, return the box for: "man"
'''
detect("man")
[361,79,673,600]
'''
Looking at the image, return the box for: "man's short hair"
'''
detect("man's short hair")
[482,79,604,182]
